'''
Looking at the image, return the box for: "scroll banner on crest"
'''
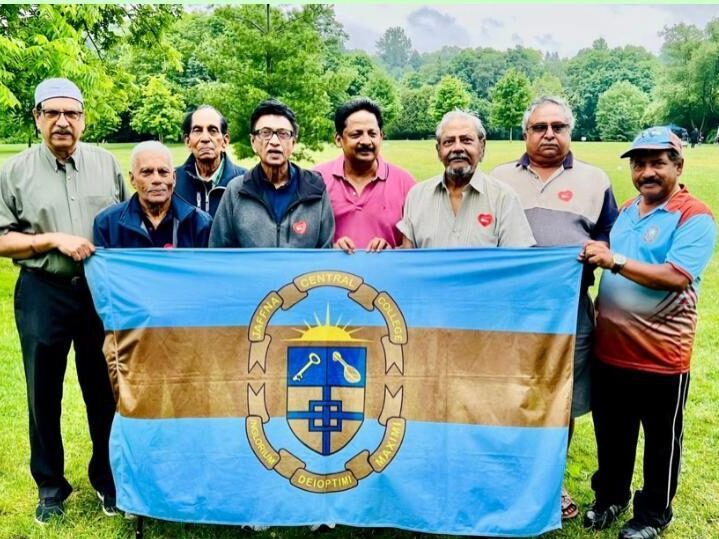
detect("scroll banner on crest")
[85,247,582,537]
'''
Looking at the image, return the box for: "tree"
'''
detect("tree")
[188,5,347,158]
[565,39,658,139]
[430,75,471,123]
[130,75,185,142]
[505,46,544,80]
[531,73,566,100]
[360,70,401,130]
[344,52,381,97]
[595,81,649,141]
[387,86,435,139]
[653,19,719,131]
[416,46,462,87]
[446,48,506,99]
[376,26,413,77]
[490,69,531,140]
[0,5,179,144]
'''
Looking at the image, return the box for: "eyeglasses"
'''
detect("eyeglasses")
[39,109,84,121]
[252,128,294,141]
[527,123,570,135]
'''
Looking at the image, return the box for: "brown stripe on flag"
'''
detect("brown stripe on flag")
[105,326,573,427]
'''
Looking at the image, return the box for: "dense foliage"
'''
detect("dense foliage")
[1,4,717,146]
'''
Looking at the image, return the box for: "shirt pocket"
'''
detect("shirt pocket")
[85,195,117,220]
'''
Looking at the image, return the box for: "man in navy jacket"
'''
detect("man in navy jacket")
[174,105,246,217]
[94,141,211,248]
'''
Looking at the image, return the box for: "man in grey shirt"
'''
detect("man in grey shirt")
[0,78,127,524]
[398,110,534,248]
[210,99,334,248]
[491,96,618,521]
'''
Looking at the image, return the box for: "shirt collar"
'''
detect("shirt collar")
[41,142,79,172]
[436,168,486,194]
[195,155,225,186]
[517,151,574,169]
[332,154,388,182]
[631,184,687,213]
[259,162,297,192]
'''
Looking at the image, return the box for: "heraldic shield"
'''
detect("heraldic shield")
[287,345,367,455]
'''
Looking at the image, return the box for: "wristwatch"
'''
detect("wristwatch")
[611,253,627,274]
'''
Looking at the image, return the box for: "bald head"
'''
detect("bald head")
[130,140,173,171]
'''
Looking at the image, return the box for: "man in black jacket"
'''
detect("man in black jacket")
[175,105,246,217]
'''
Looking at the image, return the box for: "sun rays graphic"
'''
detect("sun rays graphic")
[287,304,369,342]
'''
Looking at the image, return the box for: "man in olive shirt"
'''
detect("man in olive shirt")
[0,78,127,524]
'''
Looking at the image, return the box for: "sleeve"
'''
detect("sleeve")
[317,190,335,249]
[591,186,619,243]
[93,210,110,247]
[497,190,536,247]
[209,186,236,247]
[666,213,717,280]
[196,213,212,248]
[403,170,417,192]
[0,165,18,236]
[396,185,418,245]
[112,156,129,203]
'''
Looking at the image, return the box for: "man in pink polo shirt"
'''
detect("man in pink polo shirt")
[314,98,416,253]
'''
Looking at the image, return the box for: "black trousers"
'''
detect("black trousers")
[14,268,116,499]
[591,361,690,528]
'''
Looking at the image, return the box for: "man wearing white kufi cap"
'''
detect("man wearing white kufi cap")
[0,78,128,524]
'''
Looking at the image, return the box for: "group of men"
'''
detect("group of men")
[0,78,714,539]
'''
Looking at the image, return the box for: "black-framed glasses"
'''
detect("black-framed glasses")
[252,127,294,141]
[39,109,84,121]
[527,122,570,135]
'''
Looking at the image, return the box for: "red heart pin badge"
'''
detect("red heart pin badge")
[292,220,307,235]
[477,213,493,227]
[558,190,573,202]
[163,243,174,249]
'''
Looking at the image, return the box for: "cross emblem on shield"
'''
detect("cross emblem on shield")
[286,346,367,455]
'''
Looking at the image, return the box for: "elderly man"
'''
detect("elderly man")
[0,78,127,523]
[398,110,534,248]
[94,141,212,248]
[581,127,715,539]
[210,99,334,248]
[175,105,246,217]
[314,98,415,252]
[491,96,619,519]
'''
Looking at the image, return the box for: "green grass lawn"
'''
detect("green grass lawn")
[0,141,717,538]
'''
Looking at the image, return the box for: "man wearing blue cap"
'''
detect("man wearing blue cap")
[0,78,127,523]
[581,126,716,539]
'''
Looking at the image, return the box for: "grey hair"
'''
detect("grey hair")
[521,96,575,135]
[435,110,487,141]
[130,140,173,170]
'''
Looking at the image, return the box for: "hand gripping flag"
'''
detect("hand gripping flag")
[86,247,582,536]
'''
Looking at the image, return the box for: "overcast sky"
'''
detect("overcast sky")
[333,4,719,58]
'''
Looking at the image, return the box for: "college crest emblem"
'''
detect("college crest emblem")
[287,345,366,455]
[245,271,407,492]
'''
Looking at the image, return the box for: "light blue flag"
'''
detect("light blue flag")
[86,247,582,536]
